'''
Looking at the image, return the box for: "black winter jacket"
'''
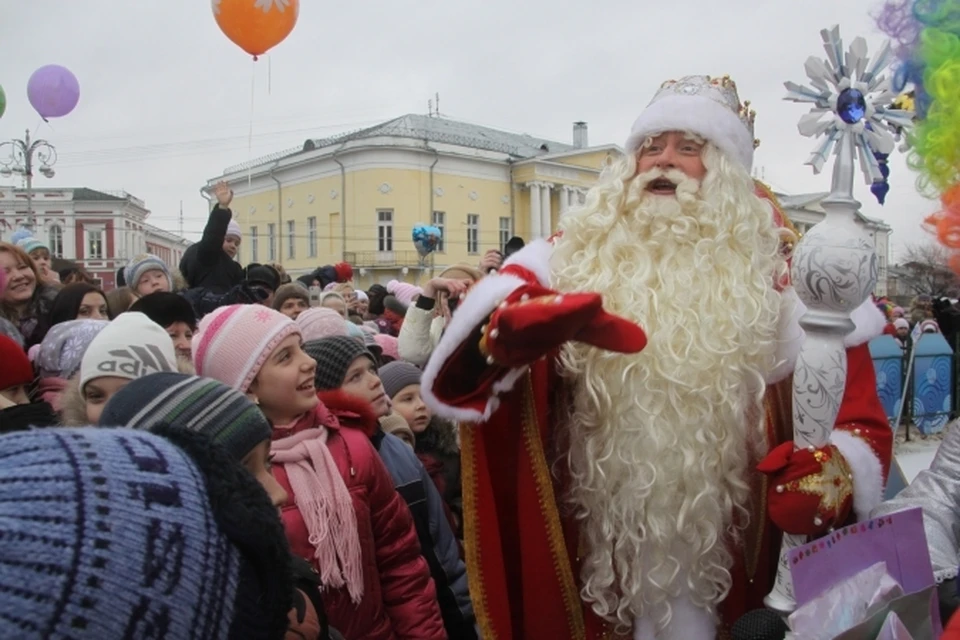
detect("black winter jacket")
[179,205,244,294]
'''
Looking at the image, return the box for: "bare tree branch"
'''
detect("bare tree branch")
[896,241,960,298]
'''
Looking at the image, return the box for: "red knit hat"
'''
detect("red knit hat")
[333,262,353,283]
[0,335,33,391]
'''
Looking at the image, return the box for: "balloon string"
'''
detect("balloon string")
[268,55,272,96]
[248,58,256,189]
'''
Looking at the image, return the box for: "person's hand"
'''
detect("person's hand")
[423,277,470,300]
[213,181,233,208]
[479,283,647,368]
[478,249,503,273]
[757,442,854,536]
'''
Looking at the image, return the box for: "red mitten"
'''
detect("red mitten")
[480,283,647,368]
[757,442,854,536]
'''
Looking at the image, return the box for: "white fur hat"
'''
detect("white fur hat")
[624,75,758,171]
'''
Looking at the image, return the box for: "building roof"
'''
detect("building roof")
[773,190,892,231]
[71,188,127,202]
[224,114,577,174]
[304,113,576,158]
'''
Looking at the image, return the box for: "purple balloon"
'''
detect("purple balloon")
[27,65,80,120]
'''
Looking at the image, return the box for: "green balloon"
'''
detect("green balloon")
[0,85,5,119]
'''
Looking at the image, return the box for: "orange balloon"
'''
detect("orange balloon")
[213,0,299,59]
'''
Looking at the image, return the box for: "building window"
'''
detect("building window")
[87,229,103,260]
[308,216,317,258]
[467,214,479,255]
[378,210,393,252]
[499,217,512,253]
[287,220,295,259]
[49,225,63,258]
[250,226,259,263]
[267,223,276,262]
[432,211,445,253]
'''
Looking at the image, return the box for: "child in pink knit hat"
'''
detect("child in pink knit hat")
[190,304,444,640]
[296,307,349,342]
[387,280,423,307]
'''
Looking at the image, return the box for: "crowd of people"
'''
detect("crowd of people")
[0,178,519,639]
[2,72,955,640]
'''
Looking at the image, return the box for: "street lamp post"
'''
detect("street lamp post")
[0,129,58,231]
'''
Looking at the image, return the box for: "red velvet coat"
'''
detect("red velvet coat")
[421,238,893,640]
[271,401,446,640]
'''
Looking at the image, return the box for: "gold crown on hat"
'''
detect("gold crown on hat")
[656,75,760,149]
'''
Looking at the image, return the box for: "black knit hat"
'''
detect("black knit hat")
[303,336,377,391]
[246,264,281,292]
[129,291,197,329]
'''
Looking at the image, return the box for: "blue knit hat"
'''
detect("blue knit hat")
[124,253,171,291]
[0,427,292,639]
[11,227,48,255]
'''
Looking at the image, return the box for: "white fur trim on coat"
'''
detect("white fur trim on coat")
[421,272,529,424]
[624,94,755,171]
[766,288,887,385]
[503,237,553,286]
[831,429,885,521]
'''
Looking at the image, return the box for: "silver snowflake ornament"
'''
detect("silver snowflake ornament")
[784,25,914,182]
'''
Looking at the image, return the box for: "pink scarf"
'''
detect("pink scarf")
[38,377,67,413]
[271,425,363,603]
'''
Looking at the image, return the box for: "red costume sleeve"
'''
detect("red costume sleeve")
[422,239,557,424]
[829,342,893,520]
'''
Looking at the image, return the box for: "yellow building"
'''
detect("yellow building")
[203,115,619,287]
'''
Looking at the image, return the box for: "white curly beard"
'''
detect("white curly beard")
[550,147,786,637]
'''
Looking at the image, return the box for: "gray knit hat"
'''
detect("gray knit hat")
[378,361,422,399]
[303,336,377,391]
[99,373,271,461]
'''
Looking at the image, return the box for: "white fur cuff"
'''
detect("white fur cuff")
[831,429,885,521]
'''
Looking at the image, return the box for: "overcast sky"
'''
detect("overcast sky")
[0,0,935,260]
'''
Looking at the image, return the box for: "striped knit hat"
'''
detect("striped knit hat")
[296,307,348,342]
[303,336,377,391]
[0,427,292,639]
[192,304,300,393]
[99,373,271,460]
[124,254,171,291]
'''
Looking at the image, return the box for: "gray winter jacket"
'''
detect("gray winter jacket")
[374,431,477,639]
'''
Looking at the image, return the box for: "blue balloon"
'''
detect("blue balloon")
[412,224,442,257]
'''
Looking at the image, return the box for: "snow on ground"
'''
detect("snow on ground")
[893,421,951,484]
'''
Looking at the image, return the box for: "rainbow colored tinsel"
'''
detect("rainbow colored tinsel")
[876,0,960,269]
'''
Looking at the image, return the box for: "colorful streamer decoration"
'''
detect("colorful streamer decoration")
[875,0,960,270]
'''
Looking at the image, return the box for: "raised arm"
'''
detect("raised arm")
[422,239,646,423]
[196,181,234,265]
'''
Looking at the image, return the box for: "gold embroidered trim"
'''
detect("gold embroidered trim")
[460,422,497,640]
[519,374,587,640]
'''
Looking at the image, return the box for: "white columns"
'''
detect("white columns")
[528,182,541,239]
[540,183,552,238]
[559,186,570,217]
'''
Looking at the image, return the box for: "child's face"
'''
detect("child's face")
[249,335,318,422]
[391,383,431,433]
[341,355,390,417]
[84,376,131,424]
[0,384,30,406]
[279,297,308,319]
[30,249,51,275]
[241,440,288,508]
[165,321,194,360]
[136,269,170,296]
